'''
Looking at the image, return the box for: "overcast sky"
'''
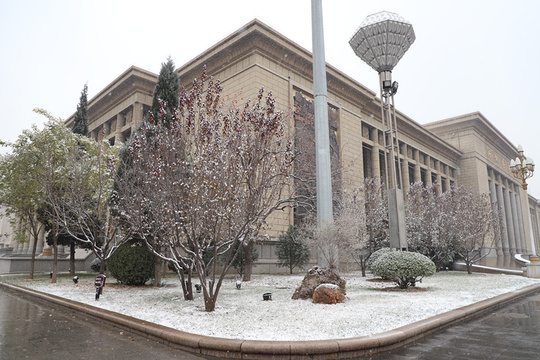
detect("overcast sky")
[2,0,540,197]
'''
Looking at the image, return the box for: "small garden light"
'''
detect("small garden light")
[73,276,79,284]
[263,292,272,301]
[236,280,241,290]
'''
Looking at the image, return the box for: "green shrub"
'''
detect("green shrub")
[276,226,310,274]
[90,258,105,273]
[108,240,155,285]
[231,242,259,277]
[367,247,393,272]
[370,251,436,289]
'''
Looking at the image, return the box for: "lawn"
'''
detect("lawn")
[3,271,539,341]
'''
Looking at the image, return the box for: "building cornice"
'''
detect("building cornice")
[66,66,157,127]
[176,19,377,110]
[425,112,518,160]
[175,19,461,163]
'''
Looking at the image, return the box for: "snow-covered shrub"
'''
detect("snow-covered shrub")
[90,258,104,273]
[367,247,393,272]
[370,251,436,289]
[108,240,155,285]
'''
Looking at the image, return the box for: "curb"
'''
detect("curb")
[1,281,539,359]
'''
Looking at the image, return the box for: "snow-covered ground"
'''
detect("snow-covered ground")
[4,272,540,341]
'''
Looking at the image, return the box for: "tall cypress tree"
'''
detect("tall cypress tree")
[72,84,89,136]
[150,57,180,127]
[63,83,89,275]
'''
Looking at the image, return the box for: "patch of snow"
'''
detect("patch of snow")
[5,272,540,341]
[315,283,339,290]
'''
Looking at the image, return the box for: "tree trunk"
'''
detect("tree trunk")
[99,258,106,274]
[162,260,167,278]
[154,257,162,287]
[243,242,253,281]
[154,245,162,287]
[29,234,38,280]
[186,268,193,300]
[51,226,58,283]
[69,242,76,276]
[361,257,366,277]
[204,294,216,312]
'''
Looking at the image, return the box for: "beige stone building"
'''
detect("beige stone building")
[5,20,539,272]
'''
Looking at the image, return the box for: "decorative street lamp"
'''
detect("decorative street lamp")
[349,11,415,250]
[510,144,537,258]
[510,144,535,190]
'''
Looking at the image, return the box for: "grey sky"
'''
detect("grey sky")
[2,0,539,197]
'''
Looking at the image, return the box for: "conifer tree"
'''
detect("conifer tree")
[72,84,89,136]
[150,57,180,127]
[64,83,89,274]
[147,57,180,286]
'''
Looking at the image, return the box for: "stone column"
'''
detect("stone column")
[21,223,30,254]
[90,129,98,141]
[514,188,526,253]
[115,113,125,144]
[402,158,410,192]
[425,155,432,187]
[510,189,524,253]
[435,161,442,193]
[496,182,510,255]
[132,102,144,130]
[36,225,45,255]
[503,187,517,255]
[489,177,503,256]
[103,121,111,137]
[12,233,22,254]
[413,150,421,183]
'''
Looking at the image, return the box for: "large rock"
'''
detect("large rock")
[291,266,346,300]
[312,283,345,304]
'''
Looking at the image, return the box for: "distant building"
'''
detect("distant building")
[4,20,539,272]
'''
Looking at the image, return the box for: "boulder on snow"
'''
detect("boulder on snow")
[312,283,345,304]
[291,266,346,300]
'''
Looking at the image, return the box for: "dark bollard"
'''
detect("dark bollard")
[94,274,106,301]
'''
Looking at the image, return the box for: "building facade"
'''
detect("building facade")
[4,20,539,271]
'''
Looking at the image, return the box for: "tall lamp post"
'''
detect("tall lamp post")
[510,144,537,256]
[349,11,415,250]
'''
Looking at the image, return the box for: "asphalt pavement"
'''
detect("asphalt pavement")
[0,289,215,360]
[369,291,540,359]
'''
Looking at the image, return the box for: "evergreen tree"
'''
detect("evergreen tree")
[64,83,89,274]
[276,226,311,274]
[150,57,180,127]
[145,57,180,286]
[72,84,89,136]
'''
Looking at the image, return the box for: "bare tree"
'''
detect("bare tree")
[115,68,295,311]
[406,183,504,273]
[406,182,455,268]
[446,186,503,274]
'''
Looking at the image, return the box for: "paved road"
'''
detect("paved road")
[370,291,540,359]
[0,289,215,360]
